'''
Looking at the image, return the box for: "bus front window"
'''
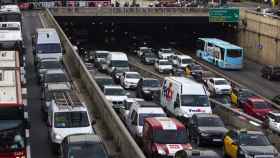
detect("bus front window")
[227,49,242,58]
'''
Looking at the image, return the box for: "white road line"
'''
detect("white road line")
[38,13,46,28]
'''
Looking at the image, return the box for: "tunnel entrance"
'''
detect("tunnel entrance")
[55,16,238,52]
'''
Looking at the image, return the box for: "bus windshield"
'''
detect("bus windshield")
[181,95,209,107]
[227,49,242,58]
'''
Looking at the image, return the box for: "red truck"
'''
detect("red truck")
[0,51,29,158]
[142,117,192,157]
[242,96,272,121]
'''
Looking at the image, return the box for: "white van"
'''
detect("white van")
[172,55,193,68]
[105,52,129,74]
[160,77,211,121]
[33,28,62,63]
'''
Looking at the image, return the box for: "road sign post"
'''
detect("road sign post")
[209,8,239,22]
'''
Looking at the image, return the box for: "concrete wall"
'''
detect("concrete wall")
[43,9,146,158]
[238,9,280,65]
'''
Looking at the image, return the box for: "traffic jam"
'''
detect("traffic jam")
[76,37,280,158]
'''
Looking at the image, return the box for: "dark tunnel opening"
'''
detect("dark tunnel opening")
[55,16,238,52]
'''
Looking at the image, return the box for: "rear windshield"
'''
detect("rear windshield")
[45,73,68,83]
[153,129,187,144]
[54,111,89,128]
[40,60,61,69]
[111,60,128,67]
[159,61,171,65]
[197,117,224,127]
[226,49,242,58]
[96,53,108,58]
[104,88,126,96]
[143,80,160,87]
[68,143,108,158]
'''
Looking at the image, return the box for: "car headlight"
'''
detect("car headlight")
[144,90,151,93]
[215,88,221,92]
[157,147,166,155]
[200,132,209,137]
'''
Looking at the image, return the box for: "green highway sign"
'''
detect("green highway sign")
[209,8,239,23]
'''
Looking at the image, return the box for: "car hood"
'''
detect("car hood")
[154,143,192,156]
[159,65,172,69]
[215,85,231,90]
[105,95,128,101]
[240,145,277,155]
[125,78,140,84]
[198,126,228,134]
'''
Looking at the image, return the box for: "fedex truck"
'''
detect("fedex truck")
[160,77,212,123]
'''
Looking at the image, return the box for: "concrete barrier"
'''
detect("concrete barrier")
[43,9,146,158]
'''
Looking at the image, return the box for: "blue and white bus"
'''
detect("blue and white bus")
[196,38,244,70]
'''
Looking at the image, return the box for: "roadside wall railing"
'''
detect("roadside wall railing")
[43,8,146,158]
[49,7,209,16]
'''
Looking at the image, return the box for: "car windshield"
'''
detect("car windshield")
[274,115,280,122]
[153,129,187,144]
[159,61,171,65]
[161,49,173,54]
[182,59,193,64]
[96,78,113,86]
[181,95,209,107]
[239,90,255,100]
[111,60,128,67]
[215,80,228,85]
[54,111,90,128]
[226,49,242,58]
[143,79,160,87]
[144,52,156,57]
[96,53,108,58]
[37,43,61,54]
[254,101,271,109]
[126,73,141,79]
[104,88,126,96]
[239,133,270,146]
[40,60,61,69]
[192,65,203,71]
[139,113,166,126]
[68,143,108,158]
[197,117,224,127]
[45,73,68,83]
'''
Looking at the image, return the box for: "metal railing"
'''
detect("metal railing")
[49,7,209,16]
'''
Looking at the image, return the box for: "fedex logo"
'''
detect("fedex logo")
[189,109,206,113]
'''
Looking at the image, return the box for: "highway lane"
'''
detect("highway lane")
[23,11,56,158]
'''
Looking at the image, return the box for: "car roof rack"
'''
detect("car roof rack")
[53,91,84,110]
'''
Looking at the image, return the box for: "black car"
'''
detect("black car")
[61,134,109,158]
[261,65,280,80]
[192,70,217,85]
[94,75,114,91]
[136,78,160,100]
[140,50,157,64]
[272,95,280,105]
[175,149,221,158]
[188,113,228,146]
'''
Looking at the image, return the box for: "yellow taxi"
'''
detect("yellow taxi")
[223,129,279,158]
[230,87,256,107]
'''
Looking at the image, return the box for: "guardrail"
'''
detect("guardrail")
[43,9,146,158]
[129,61,280,150]
[49,7,209,16]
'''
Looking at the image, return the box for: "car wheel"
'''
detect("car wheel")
[223,146,229,158]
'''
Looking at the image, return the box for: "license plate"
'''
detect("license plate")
[213,139,222,142]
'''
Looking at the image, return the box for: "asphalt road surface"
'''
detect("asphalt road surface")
[23,11,56,158]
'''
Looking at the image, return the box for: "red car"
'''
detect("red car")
[242,96,272,121]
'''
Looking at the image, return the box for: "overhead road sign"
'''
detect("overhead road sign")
[209,8,239,23]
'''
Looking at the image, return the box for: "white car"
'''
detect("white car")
[120,71,141,89]
[126,101,166,142]
[137,47,152,58]
[119,98,144,122]
[206,77,232,95]
[158,48,175,59]
[154,59,173,73]
[103,85,129,110]
[265,112,280,134]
